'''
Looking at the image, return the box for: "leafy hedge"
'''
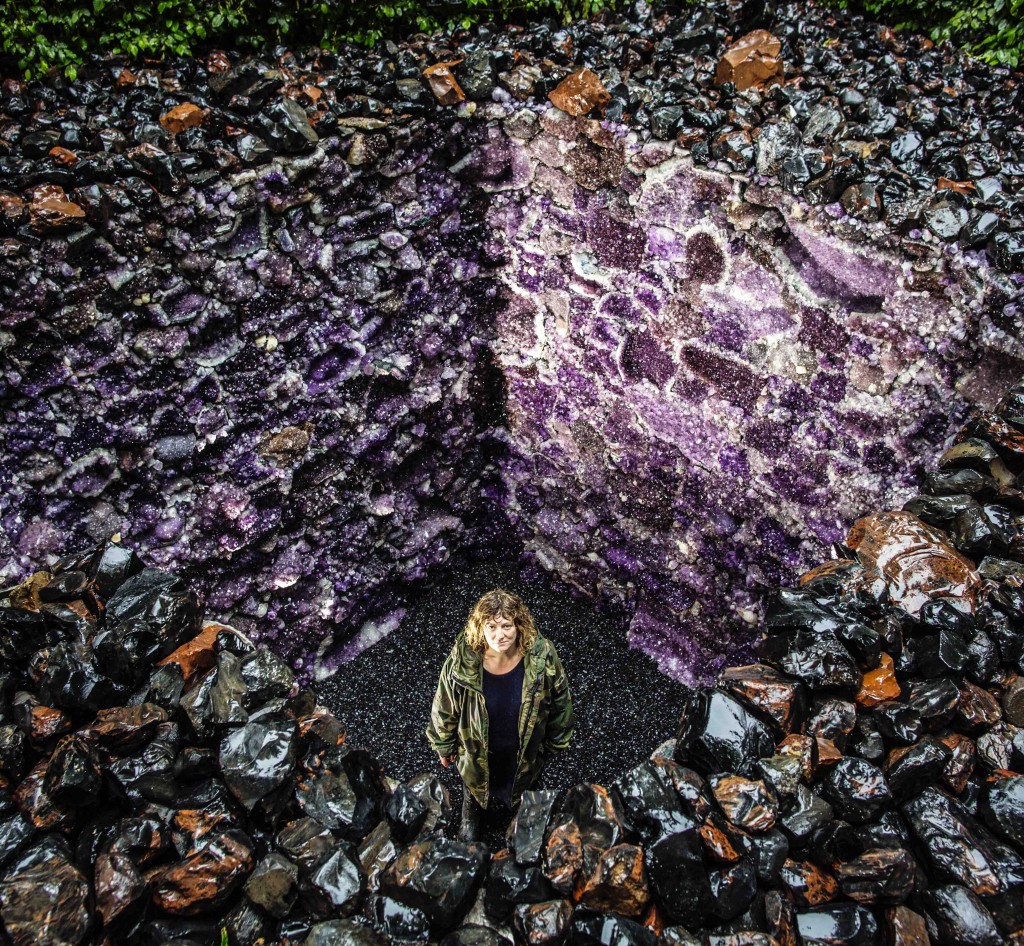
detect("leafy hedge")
[0,0,1020,81]
[835,0,1023,67]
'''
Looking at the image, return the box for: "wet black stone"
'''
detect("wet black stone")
[890,130,924,165]
[0,835,91,946]
[226,899,279,946]
[295,746,387,842]
[220,710,297,811]
[276,817,337,873]
[794,904,879,945]
[572,912,658,946]
[885,737,951,803]
[385,783,429,844]
[924,199,969,240]
[979,776,1024,848]
[651,107,683,140]
[990,230,1024,272]
[209,650,249,724]
[303,918,385,946]
[780,784,833,844]
[757,629,860,690]
[379,836,487,932]
[870,701,924,745]
[311,843,365,915]
[43,733,102,807]
[372,895,431,941]
[240,649,295,705]
[905,677,961,723]
[0,811,34,872]
[441,924,509,946]
[483,851,555,922]
[819,758,890,824]
[904,787,1024,894]
[924,885,1002,946]
[245,852,299,918]
[707,857,757,921]
[644,829,711,928]
[510,789,559,866]
[613,759,697,844]
[675,689,775,774]
[751,828,788,884]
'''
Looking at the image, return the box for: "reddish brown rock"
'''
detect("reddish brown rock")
[710,775,777,832]
[156,622,228,687]
[779,858,838,906]
[95,851,148,931]
[699,812,746,863]
[544,820,584,896]
[149,832,254,915]
[956,679,1002,731]
[548,68,610,117]
[798,558,862,588]
[835,848,915,905]
[814,737,842,767]
[720,664,804,734]
[887,905,931,945]
[28,187,86,233]
[776,734,817,781]
[14,759,76,831]
[939,731,975,794]
[172,808,236,844]
[579,843,649,917]
[0,191,27,227]
[422,60,465,105]
[513,898,574,946]
[856,652,901,707]
[714,30,784,91]
[847,510,981,616]
[48,146,79,166]
[159,102,206,133]
[82,703,168,752]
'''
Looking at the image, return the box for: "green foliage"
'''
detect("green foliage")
[2,0,1020,79]
[828,0,1023,67]
[0,0,621,79]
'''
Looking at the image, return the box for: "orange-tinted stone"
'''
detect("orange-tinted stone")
[711,775,777,832]
[83,703,168,750]
[699,812,745,863]
[544,821,584,897]
[777,733,817,780]
[14,759,76,831]
[28,192,86,233]
[814,737,842,767]
[579,843,649,917]
[779,858,838,906]
[856,652,901,707]
[798,558,862,587]
[847,510,981,616]
[887,905,930,946]
[721,663,803,733]
[156,622,229,687]
[548,68,610,117]
[8,570,50,610]
[939,731,975,794]
[714,30,784,91]
[149,833,253,915]
[49,146,79,165]
[422,60,465,105]
[159,103,206,134]
[956,679,1002,730]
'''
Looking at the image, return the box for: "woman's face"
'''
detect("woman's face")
[482,613,518,656]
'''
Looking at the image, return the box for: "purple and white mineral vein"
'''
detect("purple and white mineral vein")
[481,103,1011,681]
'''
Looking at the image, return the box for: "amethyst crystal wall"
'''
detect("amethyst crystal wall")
[0,70,511,679]
[1,3,1022,683]
[482,106,1018,680]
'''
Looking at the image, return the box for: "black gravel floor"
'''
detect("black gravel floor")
[315,554,693,839]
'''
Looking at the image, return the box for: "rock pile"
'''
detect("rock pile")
[7,378,1024,944]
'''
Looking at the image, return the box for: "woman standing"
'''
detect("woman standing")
[426,588,574,842]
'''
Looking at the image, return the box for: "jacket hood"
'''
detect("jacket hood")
[449,631,548,691]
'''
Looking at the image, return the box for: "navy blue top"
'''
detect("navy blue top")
[483,659,524,807]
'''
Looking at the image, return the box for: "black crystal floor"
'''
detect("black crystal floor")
[315,555,693,843]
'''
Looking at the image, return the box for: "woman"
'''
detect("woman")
[426,588,574,842]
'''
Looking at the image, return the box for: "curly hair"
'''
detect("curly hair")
[464,588,538,656]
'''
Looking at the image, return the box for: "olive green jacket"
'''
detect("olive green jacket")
[425,632,574,809]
